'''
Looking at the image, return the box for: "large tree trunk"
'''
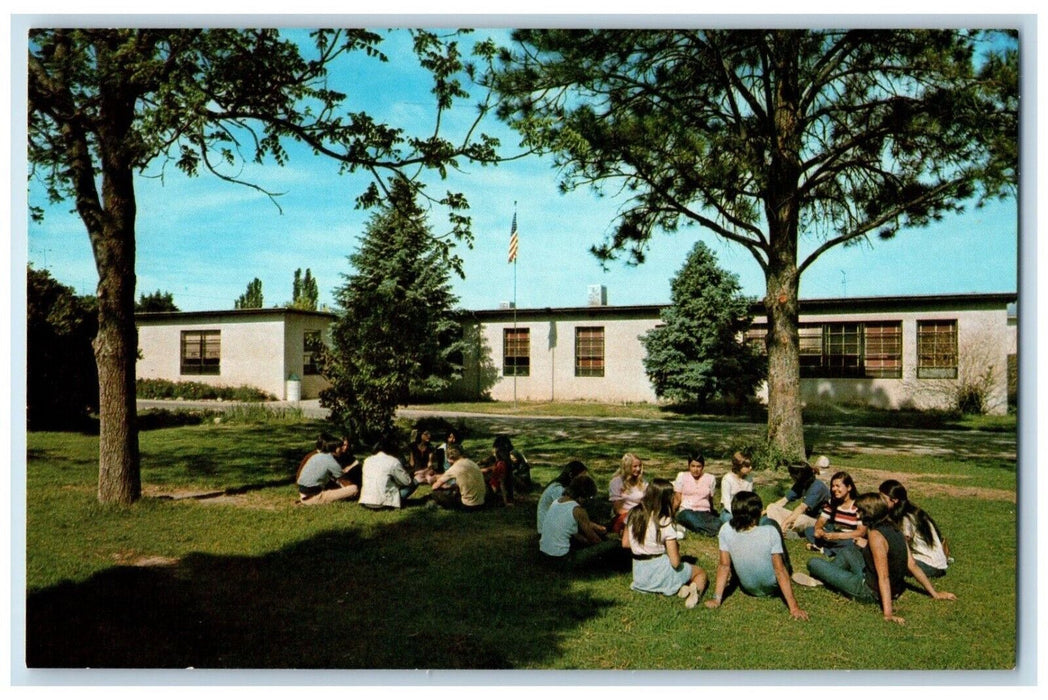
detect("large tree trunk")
[762,31,807,461]
[91,212,141,505]
[87,87,141,504]
[764,257,806,461]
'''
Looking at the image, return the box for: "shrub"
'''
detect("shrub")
[218,404,304,424]
[136,378,274,402]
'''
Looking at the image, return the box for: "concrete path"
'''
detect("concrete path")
[136,399,1016,463]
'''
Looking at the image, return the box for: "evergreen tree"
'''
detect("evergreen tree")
[234,278,263,309]
[322,178,464,442]
[640,242,765,408]
[135,289,179,312]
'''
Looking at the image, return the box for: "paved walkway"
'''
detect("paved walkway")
[136,399,1016,463]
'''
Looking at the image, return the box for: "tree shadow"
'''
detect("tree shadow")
[25,506,621,669]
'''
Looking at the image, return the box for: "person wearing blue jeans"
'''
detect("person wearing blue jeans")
[799,493,956,624]
[672,453,720,537]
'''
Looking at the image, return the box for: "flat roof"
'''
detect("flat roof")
[463,292,1018,321]
[136,308,338,322]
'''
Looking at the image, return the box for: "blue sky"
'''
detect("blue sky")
[24,26,1020,314]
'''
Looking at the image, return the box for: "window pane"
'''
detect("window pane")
[864,322,902,378]
[575,327,604,377]
[181,330,220,375]
[917,320,958,378]
[303,330,322,375]
[504,328,530,377]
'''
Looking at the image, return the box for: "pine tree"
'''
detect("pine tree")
[640,242,765,408]
[322,178,464,442]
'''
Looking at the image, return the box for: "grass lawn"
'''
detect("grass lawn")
[24,410,1017,671]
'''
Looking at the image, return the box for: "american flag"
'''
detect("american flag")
[507,212,518,263]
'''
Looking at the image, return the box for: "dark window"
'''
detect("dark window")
[575,326,605,377]
[181,330,220,375]
[917,320,958,378]
[823,323,862,377]
[303,330,322,376]
[503,328,530,377]
[798,324,825,376]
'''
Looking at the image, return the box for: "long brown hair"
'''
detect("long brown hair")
[627,478,676,546]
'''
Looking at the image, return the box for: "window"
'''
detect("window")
[797,321,901,379]
[575,326,605,377]
[823,323,862,377]
[303,330,323,376]
[917,320,958,378]
[503,328,530,377]
[181,330,220,375]
[864,322,903,378]
[798,324,824,376]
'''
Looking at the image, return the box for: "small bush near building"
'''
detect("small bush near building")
[136,379,274,402]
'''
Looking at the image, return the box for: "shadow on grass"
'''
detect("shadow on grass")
[25,505,622,669]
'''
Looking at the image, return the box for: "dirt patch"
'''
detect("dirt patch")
[111,550,179,567]
[142,485,291,510]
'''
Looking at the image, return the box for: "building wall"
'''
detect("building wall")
[137,311,334,400]
[459,312,661,403]
[456,296,1015,414]
[751,307,1011,414]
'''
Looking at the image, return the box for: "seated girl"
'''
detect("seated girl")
[800,493,956,624]
[804,471,866,557]
[537,460,589,534]
[719,451,754,524]
[608,452,647,533]
[879,479,952,578]
[672,452,720,536]
[481,436,514,507]
[539,474,612,567]
[704,491,808,620]
[622,479,708,608]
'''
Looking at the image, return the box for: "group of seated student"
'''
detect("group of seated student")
[536,452,956,623]
[296,427,519,513]
[791,480,956,624]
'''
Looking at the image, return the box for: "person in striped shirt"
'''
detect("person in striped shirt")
[804,471,866,557]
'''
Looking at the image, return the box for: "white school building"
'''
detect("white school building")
[453,291,1017,414]
[134,291,1017,414]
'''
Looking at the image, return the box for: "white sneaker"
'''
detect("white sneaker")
[684,585,701,609]
[791,571,823,587]
[677,582,695,599]
[674,524,687,540]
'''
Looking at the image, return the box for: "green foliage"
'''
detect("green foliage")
[289,268,319,311]
[26,266,99,429]
[136,378,274,402]
[322,178,465,443]
[135,289,179,312]
[234,278,264,309]
[640,241,765,406]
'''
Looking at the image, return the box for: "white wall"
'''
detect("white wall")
[137,312,334,400]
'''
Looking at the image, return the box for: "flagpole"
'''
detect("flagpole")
[511,202,518,409]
